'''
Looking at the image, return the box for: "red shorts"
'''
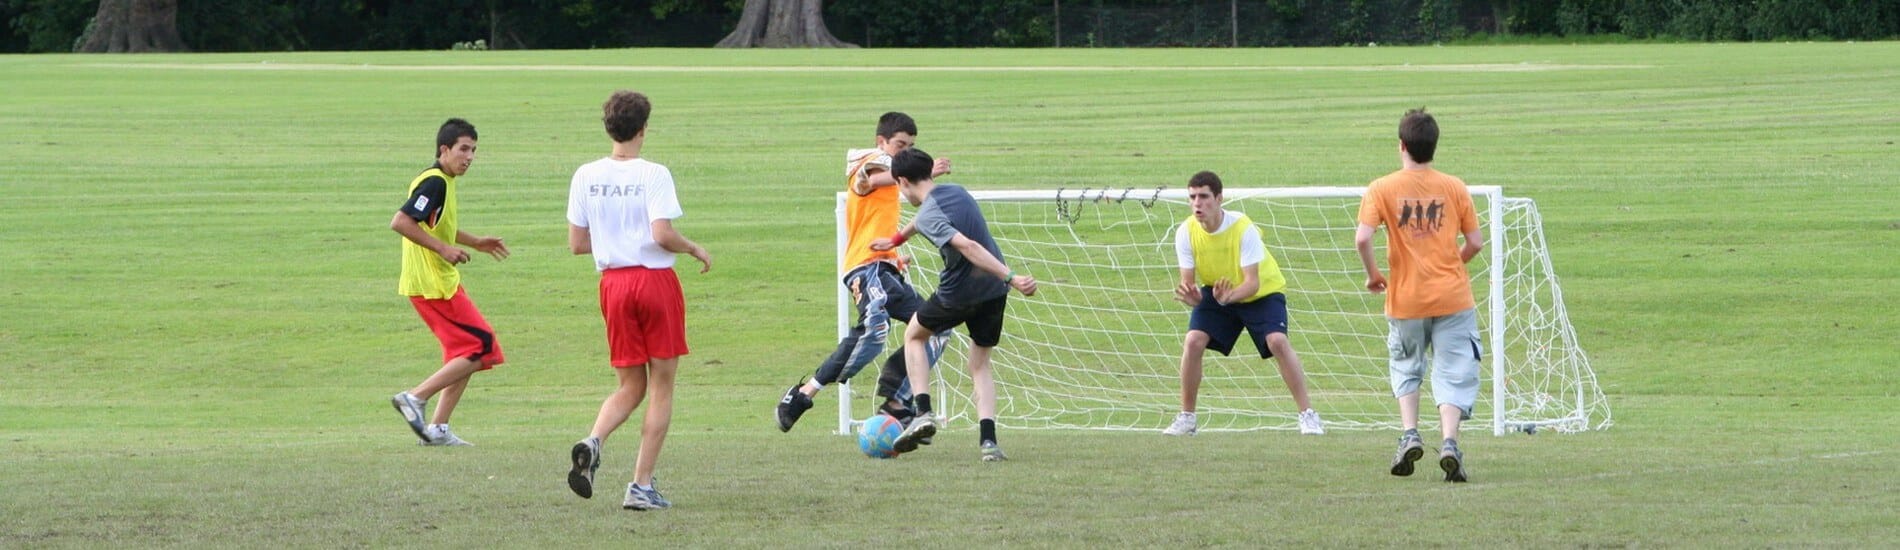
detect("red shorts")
[409,286,505,370]
[600,266,688,368]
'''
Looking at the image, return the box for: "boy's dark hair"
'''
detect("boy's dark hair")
[877,112,918,138]
[1187,170,1223,196]
[1400,107,1438,163]
[891,148,934,183]
[436,118,477,155]
[604,91,652,142]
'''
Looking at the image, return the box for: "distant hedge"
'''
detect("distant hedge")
[2,0,1895,53]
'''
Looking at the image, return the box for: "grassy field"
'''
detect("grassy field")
[2,43,1896,547]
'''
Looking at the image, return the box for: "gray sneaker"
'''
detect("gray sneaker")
[980,441,1007,462]
[893,414,938,454]
[568,437,601,499]
[1390,432,1424,476]
[390,392,429,443]
[622,482,671,511]
[896,413,933,446]
[420,424,473,446]
[1439,440,1468,483]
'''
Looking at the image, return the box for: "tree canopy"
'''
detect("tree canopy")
[1,0,1894,53]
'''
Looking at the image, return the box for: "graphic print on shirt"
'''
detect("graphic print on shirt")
[1398,197,1447,237]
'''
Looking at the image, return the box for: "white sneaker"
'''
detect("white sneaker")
[1162,412,1197,436]
[1298,409,1325,436]
[623,482,671,511]
[390,392,429,443]
[421,424,473,446]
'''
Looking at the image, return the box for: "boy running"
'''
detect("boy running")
[388,118,510,447]
[1355,108,1484,482]
[565,91,712,510]
[873,148,1037,462]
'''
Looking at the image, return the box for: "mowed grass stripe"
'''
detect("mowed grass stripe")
[1,43,1897,546]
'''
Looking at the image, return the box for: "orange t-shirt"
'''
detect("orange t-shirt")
[1357,167,1479,319]
[841,149,900,271]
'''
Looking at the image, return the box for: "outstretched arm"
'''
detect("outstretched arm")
[869,220,919,252]
[457,230,509,261]
[948,233,1036,296]
[1354,223,1385,294]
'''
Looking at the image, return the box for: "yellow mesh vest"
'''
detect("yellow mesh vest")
[1186,212,1284,304]
[398,168,460,299]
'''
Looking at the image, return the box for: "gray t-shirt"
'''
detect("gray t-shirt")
[915,184,1009,308]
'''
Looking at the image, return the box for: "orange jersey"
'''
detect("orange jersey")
[1358,168,1480,319]
[841,148,901,270]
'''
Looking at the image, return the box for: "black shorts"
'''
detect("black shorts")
[915,293,1008,348]
[1188,290,1289,358]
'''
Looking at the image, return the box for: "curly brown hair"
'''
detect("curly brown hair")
[604,91,651,142]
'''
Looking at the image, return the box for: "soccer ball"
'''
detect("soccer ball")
[858,413,904,459]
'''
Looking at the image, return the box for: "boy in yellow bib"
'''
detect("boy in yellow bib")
[1164,171,1323,436]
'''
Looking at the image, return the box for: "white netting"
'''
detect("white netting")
[842,187,1608,435]
[1493,197,1613,434]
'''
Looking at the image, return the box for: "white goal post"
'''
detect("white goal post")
[833,186,1610,436]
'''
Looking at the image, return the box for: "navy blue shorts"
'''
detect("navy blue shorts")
[1188,290,1289,358]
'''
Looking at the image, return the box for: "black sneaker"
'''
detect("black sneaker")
[1390,432,1424,477]
[1439,440,1468,483]
[568,437,600,499]
[776,385,813,432]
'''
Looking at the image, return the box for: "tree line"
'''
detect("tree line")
[2,0,1895,53]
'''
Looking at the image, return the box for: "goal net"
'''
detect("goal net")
[833,186,1610,436]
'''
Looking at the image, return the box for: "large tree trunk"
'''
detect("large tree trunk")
[77,0,188,53]
[717,0,856,48]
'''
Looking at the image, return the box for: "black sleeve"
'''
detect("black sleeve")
[398,176,448,225]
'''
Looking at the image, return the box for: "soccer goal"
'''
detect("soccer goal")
[833,186,1611,436]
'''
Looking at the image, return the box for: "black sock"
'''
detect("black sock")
[979,418,996,445]
[915,394,932,415]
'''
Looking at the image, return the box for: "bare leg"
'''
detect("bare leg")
[1264,333,1312,411]
[409,357,481,401]
[1179,331,1210,413]
[1398,392,1420,431]
[430,375,472,425]
[968,346,997,420]
[633,357,678,487]
[591,366,648,442]
[902,315,933,403]
[1438,403,1462,442]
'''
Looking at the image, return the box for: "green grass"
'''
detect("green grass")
[3,44,1897,546]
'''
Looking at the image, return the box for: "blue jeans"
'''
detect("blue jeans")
[812,262,944,402]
